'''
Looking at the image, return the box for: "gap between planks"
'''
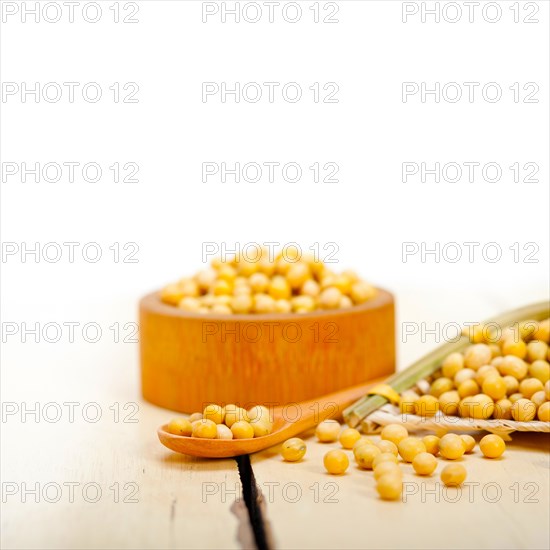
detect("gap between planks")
[234,455,273,550]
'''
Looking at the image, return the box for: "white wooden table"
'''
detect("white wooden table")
[2,0,548,547]
[2,288,549,549]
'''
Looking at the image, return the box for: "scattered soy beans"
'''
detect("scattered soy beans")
[376,440,399,456]
[373,461,403,481]
[372,452,399,469]
[439,434,465,460]
[422,435,440,456]
[441,464,467,486]
[354,445,381,470]
[315,420,341,443]
[324,450,349,475]
[412,452,438,475]
[381,424,409,446]
[352,438,374,456]
[460,434,476,453]
[281,438,307,462]
[376,474,403,500]
[398,437,426,463]
[339,428,361,449]
[479,434,506,458]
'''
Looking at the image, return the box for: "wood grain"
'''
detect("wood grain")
[251,430,550,550]
[140,288,395,413]
[2,291,549,549]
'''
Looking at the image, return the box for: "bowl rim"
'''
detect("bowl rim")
[140,286,394,321]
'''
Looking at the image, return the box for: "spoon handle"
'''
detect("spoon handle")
[279,378,385,434]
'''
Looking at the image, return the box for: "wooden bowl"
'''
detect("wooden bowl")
[140,288,395,413]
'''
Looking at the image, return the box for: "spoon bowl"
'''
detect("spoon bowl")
[157,378,383,458]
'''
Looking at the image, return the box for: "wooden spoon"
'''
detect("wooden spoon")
[157,378,384,458]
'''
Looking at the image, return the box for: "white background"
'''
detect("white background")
[0,1,549,548]
[1,0,549,432]
[2,1,548,322]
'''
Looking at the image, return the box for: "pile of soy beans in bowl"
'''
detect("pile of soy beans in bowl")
[159,248,377,314]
